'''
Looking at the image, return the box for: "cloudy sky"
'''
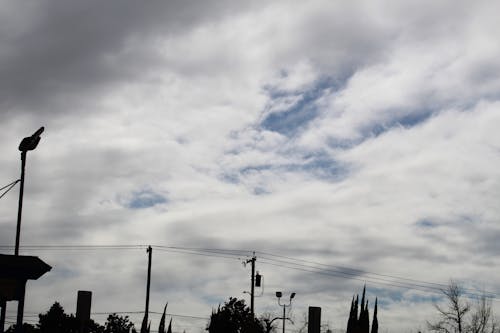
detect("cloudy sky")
[1,0,500,332]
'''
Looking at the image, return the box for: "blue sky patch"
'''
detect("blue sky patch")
[261,77,338,136]
[327,137,362,150]
[361,110,435,139]
[220,151,347,189]
[300,151,348,181]
[415,219,438,228]
[125,189,167,209]
[368,287,440,307]
[398,110,434,128]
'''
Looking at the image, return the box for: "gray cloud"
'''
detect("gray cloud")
[0,0,264,115]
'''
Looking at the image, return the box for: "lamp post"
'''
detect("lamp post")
[15,127,44,256]
[275,291,295,333]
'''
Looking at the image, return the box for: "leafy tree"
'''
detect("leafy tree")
[104,313,136,333]
[5,323,39,333]
[207,297,265,333]
[6,301,105,333]
[37,302,78,333]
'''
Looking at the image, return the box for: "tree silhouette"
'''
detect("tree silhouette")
[37,302,78,333]
[427,280,499,333]
[5,323,39,333]
[207,297,265,333]
[5,301,112,333]
[346,286,378,333]
[104,313,136,333]
[427,281,471,333]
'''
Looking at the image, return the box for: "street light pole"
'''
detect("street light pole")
[276,292,295,333]
[14,151,26,256]
[15,127,44,256]
[282,303,286,333]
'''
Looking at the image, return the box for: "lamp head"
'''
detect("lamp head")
[276,291,282,298]
[19,127,44,152]
[290,292,296,299]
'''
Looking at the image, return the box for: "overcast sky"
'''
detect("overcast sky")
[1,1,500,332]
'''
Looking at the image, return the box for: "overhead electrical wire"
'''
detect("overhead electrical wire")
[256,250,449,289]
[0,179,19,200]
[0,244,497,299]
[6,310,208,321]
[256,255,447,292]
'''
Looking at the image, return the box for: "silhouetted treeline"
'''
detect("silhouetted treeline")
[6,302,136,333]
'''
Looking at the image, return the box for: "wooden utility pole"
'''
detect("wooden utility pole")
[143,246,152,331]
[146,246,152,315]
[246,253,256,317]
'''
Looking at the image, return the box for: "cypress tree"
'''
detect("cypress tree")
[347,296,355,333]
[354,295,359,320]
[356,285,366,333]
[362,300,370,333]
[354,295,360,333]
[360,285,366,312]
[371,298,378,333]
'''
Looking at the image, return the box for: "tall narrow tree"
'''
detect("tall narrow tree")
[347,296,356,333]
[362,301,370,333]
[159,303,168,333]
[360,285,366,313]
[167,318,172,333]
[371,298,378,333]
[354,295,360,333]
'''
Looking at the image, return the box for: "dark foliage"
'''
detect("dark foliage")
[5,323,39,333]
[207,297,265,333]
[104,313,136,333]
[5,302,135,333]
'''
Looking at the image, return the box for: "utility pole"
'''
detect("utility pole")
[145,246,152,316]
[143,246,152,332]
[246,253,256,317]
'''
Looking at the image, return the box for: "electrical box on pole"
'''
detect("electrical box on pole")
[255,271,261,287]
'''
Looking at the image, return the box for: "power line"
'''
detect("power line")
[91,311,208,320]
[0,179,19,200]
[153,247,244,261]
[258,256,444,291]
[6,310,208,321]
[256,257,498,299]
[0,179,20,192]
[257,258,443,293]
[1,244,497,299]
[0,245,146,250]
[256,250,449,289]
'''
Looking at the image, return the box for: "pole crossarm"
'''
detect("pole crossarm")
[270,317,294,325]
